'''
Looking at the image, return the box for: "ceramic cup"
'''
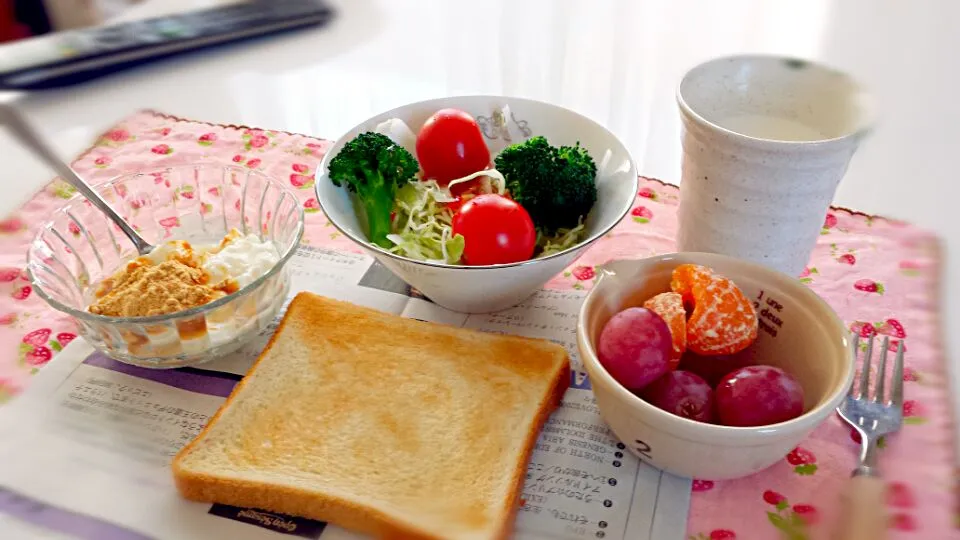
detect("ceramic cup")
[577,254,855,480]
[675,55,874,276]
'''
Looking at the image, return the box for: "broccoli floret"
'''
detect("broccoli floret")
[494,136,597,234]
[328,132,418,248]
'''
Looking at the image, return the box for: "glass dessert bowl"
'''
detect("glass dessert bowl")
[27,164,304,369]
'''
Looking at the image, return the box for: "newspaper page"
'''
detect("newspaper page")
[0,246,691,540]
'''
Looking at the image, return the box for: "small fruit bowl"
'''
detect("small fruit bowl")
[576,253,854,480]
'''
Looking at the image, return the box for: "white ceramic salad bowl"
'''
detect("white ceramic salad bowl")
[315,95,639,313]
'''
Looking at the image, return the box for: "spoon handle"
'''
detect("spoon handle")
[0,96,153,255]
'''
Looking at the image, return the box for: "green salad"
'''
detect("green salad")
[327,108,598,266]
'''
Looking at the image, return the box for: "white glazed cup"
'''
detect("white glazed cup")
[676,55,874,276]
[577,254,855,480]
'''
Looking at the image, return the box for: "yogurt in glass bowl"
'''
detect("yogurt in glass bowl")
[27,163,304,369]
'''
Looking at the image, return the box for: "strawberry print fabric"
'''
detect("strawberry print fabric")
[0,111,952,539]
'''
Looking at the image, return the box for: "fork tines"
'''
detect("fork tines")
[850,334,905,407]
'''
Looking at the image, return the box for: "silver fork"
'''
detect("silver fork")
[834,335,904,540]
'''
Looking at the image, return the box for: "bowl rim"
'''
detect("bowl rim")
[676,53,875,148]
[577,252,856,439]
[26,163,305,325]
[314,94,639,271]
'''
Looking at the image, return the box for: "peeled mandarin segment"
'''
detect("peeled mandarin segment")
[669,264,714,304]
[670,264,759,356]
[643,292,686,367]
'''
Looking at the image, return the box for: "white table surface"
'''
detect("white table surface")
[0,0,956,444]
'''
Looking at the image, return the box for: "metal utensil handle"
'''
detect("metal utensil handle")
[0,98,153,255]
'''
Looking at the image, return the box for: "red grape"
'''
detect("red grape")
[597,307,672,391]
[715,365,804,427]
[678,347,757,388]
[641,370,715,423]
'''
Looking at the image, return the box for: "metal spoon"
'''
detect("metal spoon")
[0,93,154,255]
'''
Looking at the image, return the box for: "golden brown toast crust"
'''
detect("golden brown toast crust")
[172,292,570,540]
[489,357,569,540]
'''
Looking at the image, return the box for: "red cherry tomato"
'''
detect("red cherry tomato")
[452,194,536,265]
[443,181,489,213]
[416,109,491,186]
[445,196,468,215]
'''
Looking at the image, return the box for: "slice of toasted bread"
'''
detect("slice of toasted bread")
[173,292,570,540]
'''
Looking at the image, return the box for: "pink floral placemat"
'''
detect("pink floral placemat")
[0,111,954,539]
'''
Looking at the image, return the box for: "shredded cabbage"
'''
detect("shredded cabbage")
[387,180,461,264]
[386,168,585,264]
[446,169,507,196]
[387,170,507,264]
[536,217,587,257]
